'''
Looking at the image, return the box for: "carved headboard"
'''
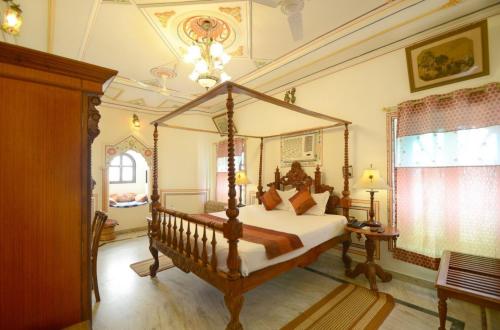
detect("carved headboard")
[264,161,340,214]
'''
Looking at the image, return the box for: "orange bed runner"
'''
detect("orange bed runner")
[190,213,304,259]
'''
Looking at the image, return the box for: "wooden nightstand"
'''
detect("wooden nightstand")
[344,225,399,291]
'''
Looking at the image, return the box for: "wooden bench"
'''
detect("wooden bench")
[436,250,500,330]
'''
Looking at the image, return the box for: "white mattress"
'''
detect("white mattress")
[208,204,347,276]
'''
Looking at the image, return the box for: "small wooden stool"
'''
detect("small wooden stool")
[100,219,118,241]
[436,251,500,330]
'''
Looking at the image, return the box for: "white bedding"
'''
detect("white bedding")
[208,204,347,276]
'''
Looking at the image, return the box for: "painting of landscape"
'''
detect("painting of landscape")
[406,21,489,92]
[417,37,474,81]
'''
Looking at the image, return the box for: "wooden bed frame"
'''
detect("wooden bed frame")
[148,82,353,330]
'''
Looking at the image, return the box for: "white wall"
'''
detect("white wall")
[92,106,219,231]
[242,15,500,282]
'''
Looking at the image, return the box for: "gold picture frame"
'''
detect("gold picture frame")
[212,113,237,135]
[405,20,489,93]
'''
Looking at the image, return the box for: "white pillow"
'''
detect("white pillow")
[275,189,296,211]
[305,191,330,216]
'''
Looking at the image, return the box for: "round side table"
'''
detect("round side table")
[344,225,399,291]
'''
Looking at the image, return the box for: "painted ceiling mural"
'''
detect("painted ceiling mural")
[1,0,498,114]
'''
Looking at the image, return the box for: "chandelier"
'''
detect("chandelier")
[183,17,231,89]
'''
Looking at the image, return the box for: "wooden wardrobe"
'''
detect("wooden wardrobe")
[0,42,117,329]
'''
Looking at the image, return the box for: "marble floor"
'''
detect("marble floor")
[93,234,499,330]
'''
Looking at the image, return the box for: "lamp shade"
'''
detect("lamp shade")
[235,171,249,185]
[354,166,389,191]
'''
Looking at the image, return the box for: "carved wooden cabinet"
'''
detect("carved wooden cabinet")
[0,42,116,329]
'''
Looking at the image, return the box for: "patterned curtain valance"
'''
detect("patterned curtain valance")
[105,135,153,168]
[397,82,500,137]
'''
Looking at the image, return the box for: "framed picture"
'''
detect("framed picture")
[405,20,489,93]
[212,113,237,135]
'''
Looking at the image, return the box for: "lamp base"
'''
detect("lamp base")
[365,221,382,227]
[237,203,246,208]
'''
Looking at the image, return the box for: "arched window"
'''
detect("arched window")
[109,153,136,184]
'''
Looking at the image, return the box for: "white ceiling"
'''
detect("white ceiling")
[1,0,499,117]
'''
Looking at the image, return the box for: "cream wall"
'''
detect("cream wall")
[242,15,500,282]
[92,106,219,231]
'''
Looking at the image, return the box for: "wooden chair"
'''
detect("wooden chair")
[91,211,108,302]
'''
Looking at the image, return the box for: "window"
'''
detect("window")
[388,83,500,268]
[109,153,136,184]
[216,138,245,203]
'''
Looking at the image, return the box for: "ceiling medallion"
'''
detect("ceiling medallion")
[150,65,177,92]
[182,16,232,90]
[183,16,231,43]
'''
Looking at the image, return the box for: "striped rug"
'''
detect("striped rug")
[130,255,174,277]
[282,284,394,330]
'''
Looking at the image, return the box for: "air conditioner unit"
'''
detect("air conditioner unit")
[282,133,316,162]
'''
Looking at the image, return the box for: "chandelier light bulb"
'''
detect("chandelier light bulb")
[6,13,17,26]
[194,60,209,74]
[189,71,200,81]
[221,53,231,65]
[220,72,231,82]
[214,61,223,70]
[210,42,224,58]
[184,45,201,63]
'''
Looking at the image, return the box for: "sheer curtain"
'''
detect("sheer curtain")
[216,138,245,202]
[395,83,500,265]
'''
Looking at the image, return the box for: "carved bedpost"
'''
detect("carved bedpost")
[257,137,264,204]
[151,123,160,211]
[314,165,321,193]
[274,167,281,189]
[340,124,352,218]
[223,84,244,330]
[223,84,242,281]
[149,123,160,276]
[151,123,161,235]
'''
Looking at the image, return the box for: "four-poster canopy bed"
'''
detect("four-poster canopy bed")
[147,81,353,330]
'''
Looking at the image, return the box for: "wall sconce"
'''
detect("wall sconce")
[1,0,23,36]
[132,114,140,128]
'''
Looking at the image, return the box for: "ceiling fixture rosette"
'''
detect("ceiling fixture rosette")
[184,16,231,43]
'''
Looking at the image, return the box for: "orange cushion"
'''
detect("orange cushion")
[115,193,136,202]
[135,193,148,203]
[289,189,317,215]
[260,186,282,211]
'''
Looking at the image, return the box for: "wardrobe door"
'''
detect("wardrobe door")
[0,76,86,329]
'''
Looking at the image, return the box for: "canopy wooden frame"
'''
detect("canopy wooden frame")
[148,81,353,330]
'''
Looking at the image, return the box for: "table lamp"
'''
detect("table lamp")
[235,170,249,207]
[354,164,389,227]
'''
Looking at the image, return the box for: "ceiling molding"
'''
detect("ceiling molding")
[101,98,212,116]
[112,75,196,102]
[235,0,411,85]
[207,1,500,112]
[132,0,180,60]
[78,0,101,59]
[237,5,500,112]
[135,0,241,9]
